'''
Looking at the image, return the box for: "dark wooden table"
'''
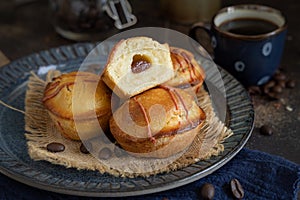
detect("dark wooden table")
[0,0,299,166]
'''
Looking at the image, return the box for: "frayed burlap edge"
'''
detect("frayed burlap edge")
[25,70,233,178]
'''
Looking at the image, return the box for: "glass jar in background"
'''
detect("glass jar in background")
[160,0,221,24]
[49,0,137,41]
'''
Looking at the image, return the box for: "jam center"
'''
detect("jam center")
[131,54,151,73]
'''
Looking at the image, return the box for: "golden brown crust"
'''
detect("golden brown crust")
[164,47,206,93]
[43,71,112,140]
[109,86,206,158]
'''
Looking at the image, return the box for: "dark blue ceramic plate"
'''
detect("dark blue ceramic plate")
[0,43,254,197]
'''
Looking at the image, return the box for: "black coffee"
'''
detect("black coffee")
[219,18,279,35]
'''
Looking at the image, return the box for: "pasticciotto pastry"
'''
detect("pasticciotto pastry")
[109,86,206,158]
[101,37,174,98]
[164,47,205,93]
[43,71,112,141]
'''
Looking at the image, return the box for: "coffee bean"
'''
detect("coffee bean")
[276,80,286,88]
[267,92,280,100]
[80,141,92,154]
[273,73,286,81]
[286,80,296,88]
[47,142,65,153]
[200,183,215,200]
[263,87,270,95]
[260,125,273,136]
[248,86,261,95]
[264,80,276,88]
[262,80,275,94]
[271,85,283,93]
[230,179,244,199]
[98,147,112,160]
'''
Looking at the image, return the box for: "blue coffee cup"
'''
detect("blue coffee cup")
[190,4,287,86]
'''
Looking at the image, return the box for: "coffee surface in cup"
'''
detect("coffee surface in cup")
[219,18,279,35]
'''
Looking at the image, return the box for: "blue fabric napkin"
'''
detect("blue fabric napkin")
[1,148,299,200]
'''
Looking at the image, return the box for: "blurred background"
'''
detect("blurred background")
[0,0,296,60]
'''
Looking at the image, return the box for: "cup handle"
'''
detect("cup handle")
[189,22,214,58]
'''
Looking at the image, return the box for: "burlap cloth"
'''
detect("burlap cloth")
[25,71,233,178]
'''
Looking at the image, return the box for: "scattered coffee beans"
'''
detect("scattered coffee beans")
[98,147,112,160]
[46,142,65,153]
[200,183,215,200]
[230,178,244,199]
[260,125,273,136]
[248,69,296,101]
[80,141,92,154]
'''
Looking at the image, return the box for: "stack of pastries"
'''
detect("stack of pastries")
[43,37,206,158]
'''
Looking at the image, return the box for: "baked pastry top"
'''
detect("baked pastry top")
[164,47,205,93]
[101,37,174,98]
[43,71,112,140]
[110,86,206,158]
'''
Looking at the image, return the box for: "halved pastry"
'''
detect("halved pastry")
[101,36,174,98]
[109,86,206,158]
[164,47,206,93]
[43,71,112,141]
